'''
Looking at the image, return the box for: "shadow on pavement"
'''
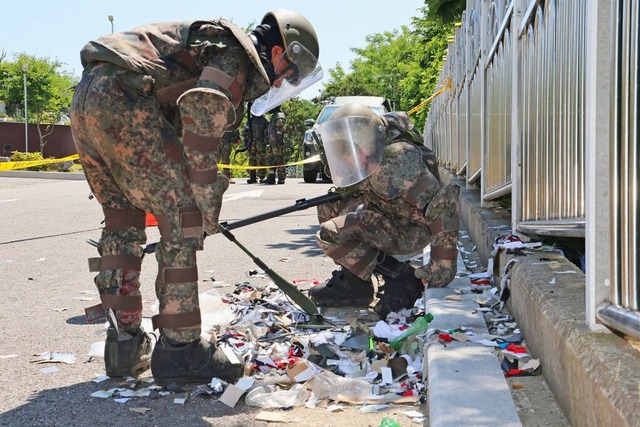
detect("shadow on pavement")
[0,380,268,427]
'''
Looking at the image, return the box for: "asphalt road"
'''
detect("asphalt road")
[0,176,423,427]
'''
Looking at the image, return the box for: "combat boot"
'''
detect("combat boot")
[277,178,285,184]
[247,171,257,184]
[151,334,244,385]
[309,268,374,307]
[104,327,152,377]
[261,174,276,185]
[373,252,424,319]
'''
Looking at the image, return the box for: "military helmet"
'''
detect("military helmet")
[251,10,323,117]
[262,9,320,63]
[320,103,386,187]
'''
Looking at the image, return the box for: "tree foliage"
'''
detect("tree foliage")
[0,53,78,153]
[319,6,453,131]
[424,0,467,24]
[0,53,77,123]
[280,97,322,163]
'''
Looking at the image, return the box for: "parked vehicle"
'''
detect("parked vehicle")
[301,96,393,183]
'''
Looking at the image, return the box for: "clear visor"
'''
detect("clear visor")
[318,116,385,188]
[251,42,323,116]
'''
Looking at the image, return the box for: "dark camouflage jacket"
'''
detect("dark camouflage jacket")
[353,111,442,227]
[80,19,271,128]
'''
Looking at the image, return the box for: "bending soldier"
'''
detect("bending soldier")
[70,10,321,384]
[309,104,460,319]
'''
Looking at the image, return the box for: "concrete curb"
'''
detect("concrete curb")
[448,169,640,426]
[425,278,522,427]
[0,170,86,180]
[504,253,640,427]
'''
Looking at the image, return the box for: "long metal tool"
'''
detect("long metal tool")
[217,224,323,324]
[217,190,346,325]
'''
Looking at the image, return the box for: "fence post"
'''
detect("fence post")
[585,0,613,329]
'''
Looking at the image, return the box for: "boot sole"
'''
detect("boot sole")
[153,374,241,387]
[106,359,150,377]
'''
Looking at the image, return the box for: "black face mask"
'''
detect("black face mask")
[259,53,276,85]
[250,25,278,85]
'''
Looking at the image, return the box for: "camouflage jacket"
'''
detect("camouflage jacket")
[80,19,271,128]
[363,112,459,288]
[354,112,443,227]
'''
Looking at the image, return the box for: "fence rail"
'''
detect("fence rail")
[425,0,640,339]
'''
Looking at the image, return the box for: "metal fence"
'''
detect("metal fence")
[425,0,640,338]
[596,0,640,337]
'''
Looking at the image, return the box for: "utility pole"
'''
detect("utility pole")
[22,63,28,153]
[108,15,114,34]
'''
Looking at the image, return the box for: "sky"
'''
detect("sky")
[1,0,425,99]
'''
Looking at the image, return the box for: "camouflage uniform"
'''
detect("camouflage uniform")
[219,129,241,180]
[242,115,269,180]
[70,19,271,343]
[267,110,287,182]
[316,112,459,288]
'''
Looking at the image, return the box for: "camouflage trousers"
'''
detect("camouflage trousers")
[71,63,209,343]
[316,196,432,280]
[247,140,268,179]
[268,140,286,179]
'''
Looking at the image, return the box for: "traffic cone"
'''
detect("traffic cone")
[146,212,158,227]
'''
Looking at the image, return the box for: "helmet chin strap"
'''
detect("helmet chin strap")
[249,34,275,84]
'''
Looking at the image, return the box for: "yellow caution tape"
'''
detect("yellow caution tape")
[0,154,80,172]
[0,153,321,173]
[219,155,321,170]
[407,77,452,116]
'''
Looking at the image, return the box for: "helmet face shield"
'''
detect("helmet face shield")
[319,116,385,188]
[251,42,323,116]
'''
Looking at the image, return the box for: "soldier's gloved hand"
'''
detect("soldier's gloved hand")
[414,258,457,288]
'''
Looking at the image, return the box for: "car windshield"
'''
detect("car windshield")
[316,106,339,124]
[317,105,386,125]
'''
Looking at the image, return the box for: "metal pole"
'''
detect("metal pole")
[22,63,28,153]
[108,15,114,34]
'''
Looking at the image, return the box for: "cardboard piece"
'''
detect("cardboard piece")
[219,384,245,408]
[286,360,315,383]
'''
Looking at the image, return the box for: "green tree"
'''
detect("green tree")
[319,6,453,131]
[281,97,322,163]
[321,63,370,98]
[0,53,78,153]
[424,0,466,24]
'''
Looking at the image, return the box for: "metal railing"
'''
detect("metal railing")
[425,0,640,338]
[596,0,640,337]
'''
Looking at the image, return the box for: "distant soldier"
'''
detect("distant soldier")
[219,129,241,183]
[242,114,269,184]
[265,106,287,184]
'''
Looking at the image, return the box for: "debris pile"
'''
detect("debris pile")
[84,277,429,423]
